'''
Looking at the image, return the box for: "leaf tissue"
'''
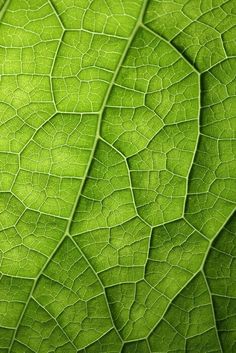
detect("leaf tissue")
[0,0,235,352]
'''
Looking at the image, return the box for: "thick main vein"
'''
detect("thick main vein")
[7,0,149,349]
[0,0,11,22]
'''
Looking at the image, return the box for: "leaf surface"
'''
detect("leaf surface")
[0,0,235,352]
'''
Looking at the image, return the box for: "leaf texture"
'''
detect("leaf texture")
[0,0,235,352]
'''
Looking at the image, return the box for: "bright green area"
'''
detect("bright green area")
[0,0,235,352]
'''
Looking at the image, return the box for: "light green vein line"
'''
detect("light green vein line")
[141,23,200,75]
[7,0,149,349]
[202,271,224,353]
[183,73,202,215]
[0,0,11,22]
[31,296,78,351]
[145,210,236,341]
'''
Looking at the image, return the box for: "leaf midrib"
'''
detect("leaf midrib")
[7,0,150,350]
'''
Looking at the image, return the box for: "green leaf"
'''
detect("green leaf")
[0,0,235,352]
